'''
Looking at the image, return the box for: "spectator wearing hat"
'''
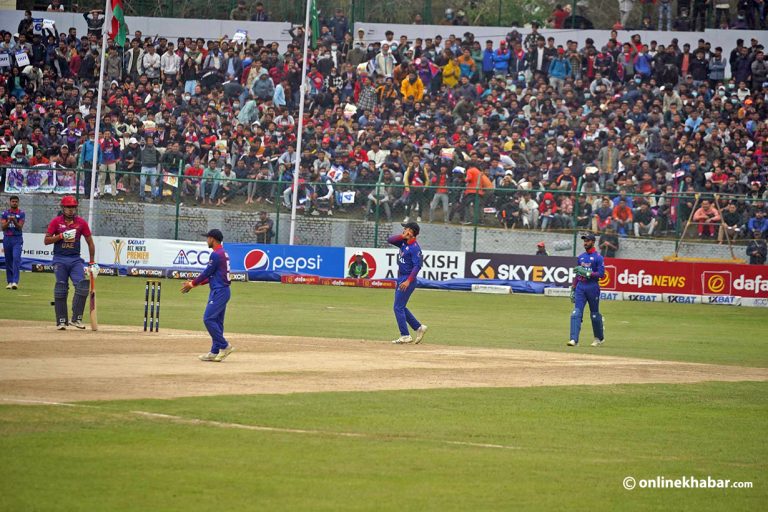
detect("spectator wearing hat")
[535,241,549,256]
[120,137,141,194]
[548,47,571,93]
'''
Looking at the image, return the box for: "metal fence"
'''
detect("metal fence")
[3,165,755,261]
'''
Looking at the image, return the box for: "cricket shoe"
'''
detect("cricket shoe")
[392,335,413,344]
[414,325,428,344]
[11,283,18,289]
[214,345,235,362]
[591,338,604,347]
[5,283,12,289]
[70,320,86,330]
[57,321,67,330]
[199,352,218,362]
[567,340,578,346]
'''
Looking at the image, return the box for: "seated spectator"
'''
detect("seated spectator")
[692,199,721,239]
[719,202,744,242]
[633,203,657,237]
[612,199,633,236]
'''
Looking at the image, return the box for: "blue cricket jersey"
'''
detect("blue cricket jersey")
[574,248,605,286]
[388,235,423,281]
[193,246,231,289]
[1,208,25,237]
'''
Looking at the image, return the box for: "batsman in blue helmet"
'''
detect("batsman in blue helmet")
[568,233,605,347]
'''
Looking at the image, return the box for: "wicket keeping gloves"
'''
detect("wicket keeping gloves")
[574,266,592,278]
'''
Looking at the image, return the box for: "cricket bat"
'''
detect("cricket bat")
[88,268,98,331]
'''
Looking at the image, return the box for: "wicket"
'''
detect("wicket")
[144,280,162,332]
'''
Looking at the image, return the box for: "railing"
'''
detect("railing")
[2,165,758,259]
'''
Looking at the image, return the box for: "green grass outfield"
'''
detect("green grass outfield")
[1,273,766,510]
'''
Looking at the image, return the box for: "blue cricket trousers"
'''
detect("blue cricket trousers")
[570,281,603,342]
[203,286,231,353]
[3,235,22,284]
[393,277,421,336]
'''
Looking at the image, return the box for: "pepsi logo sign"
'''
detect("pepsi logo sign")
[244,249,270,270]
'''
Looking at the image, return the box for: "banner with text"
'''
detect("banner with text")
[345,247,465,280]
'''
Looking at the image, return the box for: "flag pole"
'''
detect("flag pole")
[87,0,112,230]
[288,0,313,245]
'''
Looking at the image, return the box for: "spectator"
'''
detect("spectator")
[254,210,274,244]
[719,202,744,242]
[599,227,620,257]
[747,209,768,238]
[747,232,767,265]
[612,199,633,236]
[251,2,270,21]
[693,199,722,238]
[535,241,549,256]
[230,0,250,21]
[633,203,657,237]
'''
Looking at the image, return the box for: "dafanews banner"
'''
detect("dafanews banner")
[465,253,577,285]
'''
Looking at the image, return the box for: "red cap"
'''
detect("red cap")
[61,195,78,207]
[537,242,545,247]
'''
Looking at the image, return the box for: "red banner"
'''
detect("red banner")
[601,258,768,298]
[281,274,395,289]
[281,275,320,285]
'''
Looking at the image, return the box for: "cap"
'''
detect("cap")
[581,233,596,241]
[353,250,364,257]
[0,145,8,152]
[203,229,224,242]
[537,242,545,247]
[401,221,420,236]
[129,137,139,144]
[61,195,78,207]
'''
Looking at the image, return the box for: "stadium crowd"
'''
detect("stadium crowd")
[1,7,767,244]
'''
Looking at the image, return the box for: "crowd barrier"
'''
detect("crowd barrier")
[2,234,766,306]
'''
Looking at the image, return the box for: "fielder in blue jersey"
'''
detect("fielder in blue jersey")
[568,233,606,347]
[1,195,25,290]
[181,229,235,362]
[388,222,428,345]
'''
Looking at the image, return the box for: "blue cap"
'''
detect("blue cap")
[203,229,224,242]
[581,233,596,241]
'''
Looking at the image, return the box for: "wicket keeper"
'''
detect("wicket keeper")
[388,222,428,344]
[43,196,98,329]
[568,233,605,347]
[181,229,235,362]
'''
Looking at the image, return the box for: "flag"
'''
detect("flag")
[310,0,319,49]
[109,0,129,47]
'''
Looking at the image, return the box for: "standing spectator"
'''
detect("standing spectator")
[751,51,767,92]
[230,0,250,21]
[254,210,274,244]
[658,0,673,30]
[403,155,427,222]
[747,232,767,265]
[548,48,571,93]
[97,129,121,198]
[138,136,160,202]
[83,10,104,39]
[251,2,270,21]
[599,227,620,257]
[328,8,349,44]
[429,164,451,223]
[535,241,549,256]
[142,44,161,80]
[1,195,25,290]
[691,0,708,31]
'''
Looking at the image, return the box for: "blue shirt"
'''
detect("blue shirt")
[1,208,25,236]
[194,246,231,290]
[388,235,423,281]
[575,248,605,286]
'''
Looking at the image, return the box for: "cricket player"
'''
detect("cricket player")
[181,229,234,362]
[43,196,98,329]
[388,222,428,344]
[568,233,605,347]
[1,195,25,289]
